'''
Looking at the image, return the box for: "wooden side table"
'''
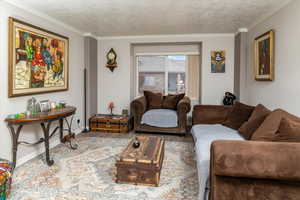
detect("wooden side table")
[89,114,133,133]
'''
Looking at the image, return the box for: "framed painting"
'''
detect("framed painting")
[211,50,225,73]
[254,30,274,81]
[8,17,69,97]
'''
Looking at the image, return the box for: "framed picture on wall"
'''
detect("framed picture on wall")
[8,17,69,97]
[211,50,225,73]
[254,30,274,81]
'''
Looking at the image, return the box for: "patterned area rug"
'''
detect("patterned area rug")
[10,136,198,200]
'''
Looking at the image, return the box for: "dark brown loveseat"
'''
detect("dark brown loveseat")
[131,95,191,135]
[192,104,300,200]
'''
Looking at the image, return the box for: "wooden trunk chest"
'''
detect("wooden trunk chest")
[116,136,165,187]
[89,114,132,133]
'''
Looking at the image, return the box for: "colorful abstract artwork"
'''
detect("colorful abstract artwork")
[211,50,225,73]
[254,30,274,81]
[8,17,69,97]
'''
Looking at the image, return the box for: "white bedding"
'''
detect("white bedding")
[191,124,244,200]
[141,109,178,128]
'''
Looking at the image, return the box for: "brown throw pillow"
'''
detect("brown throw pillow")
[238,104,271,140]
[248,104,271,121]
[162,93,185,110]
[222,102,255,130]
[273,118,300,142]
[144,90,163,109]
[251,109,300,141]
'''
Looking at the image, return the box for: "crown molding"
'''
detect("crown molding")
[3,0,84,35]
[98,33,235,40]
[6,0,287,39]
[238,28,248,33]
[83,32,99,40]
[248,0,292,31]
[234,27,249,36]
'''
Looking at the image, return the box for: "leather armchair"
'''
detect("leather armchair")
[131,96,191,135]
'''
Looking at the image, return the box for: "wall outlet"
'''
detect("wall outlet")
[71,116,83,134]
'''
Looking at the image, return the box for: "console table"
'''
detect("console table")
[5,106,77,168]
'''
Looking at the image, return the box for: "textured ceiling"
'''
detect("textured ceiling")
[5,0,291,37]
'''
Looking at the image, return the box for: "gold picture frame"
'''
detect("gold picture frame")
[254,30,274,81]
[8,17,69,97]
[211,50,225,73]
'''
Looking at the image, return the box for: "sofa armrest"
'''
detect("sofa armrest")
[131,96,147,116]
[211,140,300,181]
[177,96,191,114]
[131,96,147,130]
[192,105,232,125]
[176,96,191,132]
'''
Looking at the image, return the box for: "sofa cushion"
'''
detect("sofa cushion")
[222,102,255,130]
[251,109,300,141]
[238,104,271,140]
[141,109,178,128]
[192,105,232,125]
[144,90,163,109]
[273,118,300,142]
[162,93,185,110]
[191,124,244,200]
[248,104,271,122]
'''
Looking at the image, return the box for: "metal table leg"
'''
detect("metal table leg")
[59,118,64,142]
[8,124,23,169]
[41,122,54,166]
[61,116,78,150]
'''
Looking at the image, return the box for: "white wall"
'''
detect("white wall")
[98,34,235,114]
[0,2,85,165]
[242,0,300,116]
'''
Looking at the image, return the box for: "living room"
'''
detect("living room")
[0,0,299,199]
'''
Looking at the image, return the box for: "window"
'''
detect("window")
[137,55,186,96]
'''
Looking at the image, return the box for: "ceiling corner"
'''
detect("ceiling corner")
[247,0,293,31]
[3,0,85,35]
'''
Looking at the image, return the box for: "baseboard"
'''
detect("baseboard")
[16,138,61,167]
[16,127,84,168]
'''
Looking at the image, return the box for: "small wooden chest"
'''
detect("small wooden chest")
[89,114,132,133]
[116,136,165,187]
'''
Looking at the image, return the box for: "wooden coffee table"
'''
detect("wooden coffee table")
[116,136,165,187]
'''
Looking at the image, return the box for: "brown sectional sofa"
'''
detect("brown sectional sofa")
[210,140,300,200]
[192,103,300,200]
